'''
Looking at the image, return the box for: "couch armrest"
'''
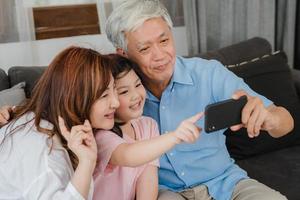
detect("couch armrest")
[291,69,300,98]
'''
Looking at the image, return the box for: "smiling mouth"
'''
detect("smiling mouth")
[104,112,115,119]
[130,101,142,110]
[154,61,169,71]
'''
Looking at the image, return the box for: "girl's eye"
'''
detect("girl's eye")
[119,90,128,95]
[136,83,142,87]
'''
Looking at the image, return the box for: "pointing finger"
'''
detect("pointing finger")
[186,112,204,124]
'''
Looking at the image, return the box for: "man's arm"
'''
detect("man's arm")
[230,90,294,138]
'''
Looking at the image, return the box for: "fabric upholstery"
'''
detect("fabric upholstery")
[225,52,300,159]
[197,37,272,66]
[8,66,47,98]
[0,68,9,91]
[236,145,300,200]
[0,82,26,107]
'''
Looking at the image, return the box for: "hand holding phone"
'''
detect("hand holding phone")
[204,96,247,133]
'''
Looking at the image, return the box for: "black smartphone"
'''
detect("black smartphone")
[204,95,247,133]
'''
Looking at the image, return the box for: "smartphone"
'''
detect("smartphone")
[204,95,247,133]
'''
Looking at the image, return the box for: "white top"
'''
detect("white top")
[0,113,93,200]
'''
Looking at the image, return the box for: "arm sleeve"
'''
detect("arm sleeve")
[94,130,126,175]
[24,171,92,200]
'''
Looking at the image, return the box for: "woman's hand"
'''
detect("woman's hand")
[58,116,97,198]
[58,116,97,164]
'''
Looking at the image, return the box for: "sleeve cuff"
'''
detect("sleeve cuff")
[66,182,86,200]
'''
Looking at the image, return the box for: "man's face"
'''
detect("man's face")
[125,17,176,85]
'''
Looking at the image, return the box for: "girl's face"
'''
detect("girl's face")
[90,77,120,130]
[115,69,146,122]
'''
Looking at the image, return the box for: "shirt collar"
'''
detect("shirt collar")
[172,56,193,85]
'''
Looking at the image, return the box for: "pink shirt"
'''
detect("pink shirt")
[93,116,160,200]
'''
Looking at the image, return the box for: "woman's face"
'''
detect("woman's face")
[89,77,120,130]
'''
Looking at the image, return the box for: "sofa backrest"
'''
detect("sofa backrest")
[0,68,9,91]
[8,66,47,98]
[196,37,272,66]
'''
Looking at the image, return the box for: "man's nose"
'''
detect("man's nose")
[152,44,164,61]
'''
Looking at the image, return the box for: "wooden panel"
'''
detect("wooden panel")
[33,4,100,40]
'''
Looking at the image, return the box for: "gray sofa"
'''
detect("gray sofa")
[1,37,300,199]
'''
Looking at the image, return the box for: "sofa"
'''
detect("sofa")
[0,37,299,199]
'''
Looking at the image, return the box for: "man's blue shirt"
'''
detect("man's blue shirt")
[143,56,272,200]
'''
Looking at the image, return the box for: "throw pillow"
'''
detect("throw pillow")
[0,82,26,107]
[225,52,300,159]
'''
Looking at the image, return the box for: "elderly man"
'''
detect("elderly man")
[104,0,293,200]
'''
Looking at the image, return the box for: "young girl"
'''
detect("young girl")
[0,47,119,199]
[93,55,203,200]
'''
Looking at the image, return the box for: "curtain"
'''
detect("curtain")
[275,0,297,68]
[295,1,300,69]
[184,0,297,68]
[0,0,19,43]
[184,0,276,55]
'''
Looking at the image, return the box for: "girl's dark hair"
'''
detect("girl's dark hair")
[1,47,114,169]
[107,54,140,138]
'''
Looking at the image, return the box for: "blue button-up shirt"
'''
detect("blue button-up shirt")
[143,56,272,200]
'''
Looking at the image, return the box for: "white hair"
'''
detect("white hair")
[105,0,173,52]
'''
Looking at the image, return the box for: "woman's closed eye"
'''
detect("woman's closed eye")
[100,93,108,99]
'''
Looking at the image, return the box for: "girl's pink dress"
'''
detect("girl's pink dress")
[93,116,160,200]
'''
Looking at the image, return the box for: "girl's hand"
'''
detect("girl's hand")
[58,116,97,164]
[172,112,203,144]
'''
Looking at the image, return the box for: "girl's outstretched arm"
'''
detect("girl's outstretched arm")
[135,166,158,200]
[110,112,203,167]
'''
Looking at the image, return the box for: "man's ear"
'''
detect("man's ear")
[116,48,128,58]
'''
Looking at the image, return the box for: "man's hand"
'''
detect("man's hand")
[230,90,294,138]
[0,106,13,126]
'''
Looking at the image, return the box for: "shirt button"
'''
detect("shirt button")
[164,131,169,134]
[162,106,165,109]
[171,88,175,92]
[170,152,174,156]
[181,172,185,176]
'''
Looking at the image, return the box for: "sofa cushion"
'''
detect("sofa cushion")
[225,52,300,159]
[0,68,9,91]
[0,82,26,107]
[236,145,300,200]
[8,66,47,98]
